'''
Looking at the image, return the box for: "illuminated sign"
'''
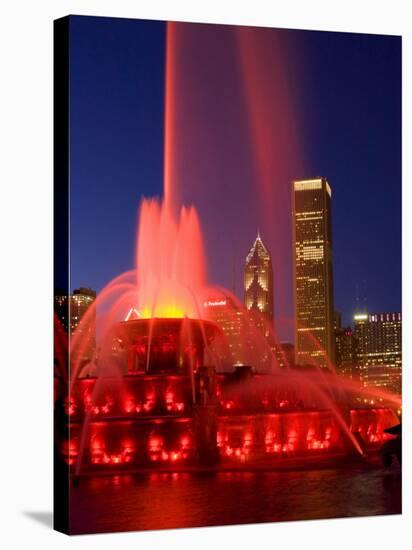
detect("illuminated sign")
[203,300,227,307]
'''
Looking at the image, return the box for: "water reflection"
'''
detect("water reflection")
[70,465,401,534]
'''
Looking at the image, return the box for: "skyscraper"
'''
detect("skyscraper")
[244,231,274,328]
[354,312,402,395]
[243,232,275,371]
[292,177,335,368]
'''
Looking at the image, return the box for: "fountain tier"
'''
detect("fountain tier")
[61,318,398,474]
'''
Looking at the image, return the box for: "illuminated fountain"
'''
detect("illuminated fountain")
[54,22,400,476]
[55,195,400,475]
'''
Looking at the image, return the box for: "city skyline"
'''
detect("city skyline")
[68,17,401,341]
[65,171,401,359]
[56,277,403,388]
[65,156,400,356]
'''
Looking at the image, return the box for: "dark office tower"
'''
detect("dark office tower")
[292,178,335,369]
[55,290,69,331]
[244,231,274,329]
[334,312,358,379]
[335,326,358,379]
[354,312,402,395]
[334,311,342,330]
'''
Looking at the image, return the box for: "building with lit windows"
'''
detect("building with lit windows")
[354,312,402,395]
[243,232,275,372]
[69,287,96,330]
[54,287,97,360]
[292,177,335,368]
[204,294,274,373]
[244,231,274,328]
[203,297,245,368]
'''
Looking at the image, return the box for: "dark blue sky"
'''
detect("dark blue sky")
[69,16,401,338]
[297,30,402,325]
[69,17,165,284]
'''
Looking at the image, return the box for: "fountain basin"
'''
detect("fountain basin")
[60,317,399,474]
[62,372,398,473]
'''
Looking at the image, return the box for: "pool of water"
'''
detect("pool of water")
[70,463,401,534]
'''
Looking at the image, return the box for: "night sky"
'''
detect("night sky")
[69,16,401,341]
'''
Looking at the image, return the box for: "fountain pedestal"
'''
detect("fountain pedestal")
[194,366,220,464]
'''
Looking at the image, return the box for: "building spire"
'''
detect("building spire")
[244,229,274,322]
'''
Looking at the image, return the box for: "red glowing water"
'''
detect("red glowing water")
[136,197,207,319]
[160,22,304,329]
[68,23,315,373]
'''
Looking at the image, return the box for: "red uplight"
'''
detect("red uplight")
[135,343,146,355]
[180,435,191,449]
[148,435,163,452]
[63,440,78,465]
[124,399,134,413]
[90,436,107,465]
[262,394,270,408]
[164,387,185,413]
[164,342,176,353]
[165,390,174,402]
[64,397,77,416]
